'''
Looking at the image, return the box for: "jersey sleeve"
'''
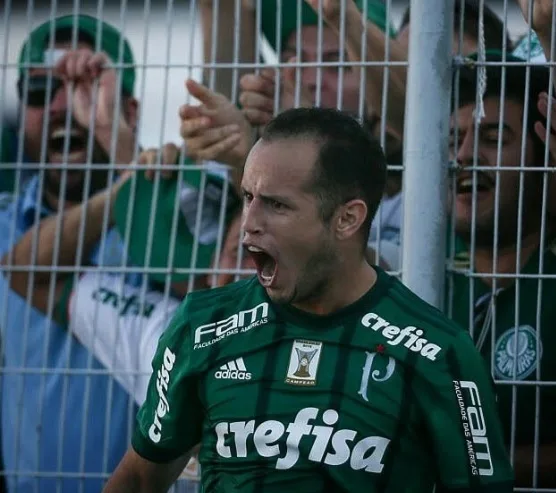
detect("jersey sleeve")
[132,295,204,463]
[418,331,514,492]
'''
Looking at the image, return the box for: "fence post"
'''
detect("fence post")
[401,0,455,309]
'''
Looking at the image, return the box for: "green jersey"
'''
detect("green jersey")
[133,268,513,492]
[448,239,556,447]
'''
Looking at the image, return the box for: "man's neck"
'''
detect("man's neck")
[473,232,543,288]
[43,190,80,212]
[292,257,377,315]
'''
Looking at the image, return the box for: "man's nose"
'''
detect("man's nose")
[49,83,69,114]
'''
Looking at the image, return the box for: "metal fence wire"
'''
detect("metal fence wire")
[0,0,554,491]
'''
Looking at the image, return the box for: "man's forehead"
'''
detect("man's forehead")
[283,25,340,54]
[450,98,522,127]
[243,139,317,185]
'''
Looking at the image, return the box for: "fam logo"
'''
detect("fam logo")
[285,340,323,386]
[453,380,494,476]
[193,302,269,350]
[494,326,542,380]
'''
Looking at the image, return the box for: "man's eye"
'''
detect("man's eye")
[270,200,285,211]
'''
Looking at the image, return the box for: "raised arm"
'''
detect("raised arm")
[102,448,191,493]
[104,298,204,491]
[517,0,554,62]
[200,0,258,100]
[305,0,407,144]
[179,78,254,195]
[0,177,127,315]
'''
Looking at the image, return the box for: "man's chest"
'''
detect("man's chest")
[196,338,421,473]
[450,275,556,381]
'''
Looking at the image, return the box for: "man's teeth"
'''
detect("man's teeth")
[50,128,81,139]
[247,246,264,253]
[458,178,491,191]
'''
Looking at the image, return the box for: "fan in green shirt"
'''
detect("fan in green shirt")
[447,50,556,488]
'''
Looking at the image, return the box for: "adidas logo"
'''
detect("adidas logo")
[215,358,252,380]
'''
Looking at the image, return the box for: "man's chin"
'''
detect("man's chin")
[454,219,500,247]
[44,170,109,203]
[265,285,296,306]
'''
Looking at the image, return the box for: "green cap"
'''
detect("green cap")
[261,0,396,53]
[455,50,550,111]
[113,164,238,283]
[19,14,135,95]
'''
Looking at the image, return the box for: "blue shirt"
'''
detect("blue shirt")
[0,177,139,493]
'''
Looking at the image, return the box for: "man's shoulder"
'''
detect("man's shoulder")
[371,277,485,387]
[0,192,23,254]
[0,192,17,214]
[374,272,468,364]
[175,276,264,328]
[180,277,270,350]
[387,273,464,330]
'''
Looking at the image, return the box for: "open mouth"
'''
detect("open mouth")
[48,128,87,157]
[456,174,494,195]
[245,245,277,287]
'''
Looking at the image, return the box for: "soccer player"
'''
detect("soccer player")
[104,107,514,492]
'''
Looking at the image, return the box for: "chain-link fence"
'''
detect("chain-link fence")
[0,0,554,491]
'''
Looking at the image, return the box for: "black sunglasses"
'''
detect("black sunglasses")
[17,75,64,107]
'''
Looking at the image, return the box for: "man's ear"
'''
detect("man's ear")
[333,199,368,242]
[123,97,139,131]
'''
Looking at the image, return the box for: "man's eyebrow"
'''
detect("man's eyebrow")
[449,122,513,134]
[259,192,295,206]
[283,46,342,58]
[320,50,342,58]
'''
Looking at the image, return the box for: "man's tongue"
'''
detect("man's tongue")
[48,128,87,161]
[260,257,275,281]
[252,251,276,283]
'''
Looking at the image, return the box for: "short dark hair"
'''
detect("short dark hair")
[399,0,512,51]
[454,52,550,164]
[260,107,387,248]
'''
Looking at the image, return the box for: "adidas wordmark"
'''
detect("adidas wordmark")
[215,358,252,380]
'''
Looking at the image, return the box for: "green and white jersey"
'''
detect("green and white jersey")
[56,272,202,488]
[448,239,556,447]
[133,269,514,492]
[57,271,180,405]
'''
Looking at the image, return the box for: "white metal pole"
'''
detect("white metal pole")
[401,0,455,308]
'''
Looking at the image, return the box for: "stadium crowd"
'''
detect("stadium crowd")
[0,0,554,491]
